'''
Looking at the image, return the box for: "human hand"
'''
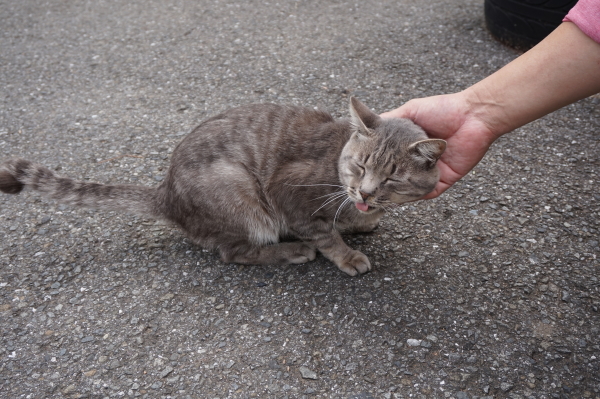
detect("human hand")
[381,91,499,199]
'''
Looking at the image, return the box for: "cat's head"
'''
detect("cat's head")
[339,97,446,213]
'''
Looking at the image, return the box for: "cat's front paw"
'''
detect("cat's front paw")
[337,250,371,276]
[288,244,317,264]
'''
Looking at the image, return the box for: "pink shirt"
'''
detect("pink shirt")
[563,0,600,43]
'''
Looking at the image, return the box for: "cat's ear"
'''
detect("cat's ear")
[408,139,446,166]
[349,97,380,137]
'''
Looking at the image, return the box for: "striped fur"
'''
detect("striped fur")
[0,98,444,276]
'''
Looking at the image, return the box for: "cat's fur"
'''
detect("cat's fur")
[0,98,445,276]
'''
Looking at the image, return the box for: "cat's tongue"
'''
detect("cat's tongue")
[355,202,369,212]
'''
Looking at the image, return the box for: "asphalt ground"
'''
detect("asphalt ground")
[0,0,599,398]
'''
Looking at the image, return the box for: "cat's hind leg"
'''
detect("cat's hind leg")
[219,241,316,265]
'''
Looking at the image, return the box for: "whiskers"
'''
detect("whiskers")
[284,182,354,227]
[334,197,353,227]
[310,190,348,216]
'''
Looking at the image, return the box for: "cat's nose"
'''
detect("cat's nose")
[359,191,370,200]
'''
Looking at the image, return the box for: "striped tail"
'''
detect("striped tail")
[0,158,162,218]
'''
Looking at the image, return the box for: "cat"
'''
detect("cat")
[0,97,445,276]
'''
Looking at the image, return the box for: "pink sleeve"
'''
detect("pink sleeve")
[563,0,600,43]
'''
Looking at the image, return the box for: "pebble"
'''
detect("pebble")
[62,384,76,394]
[159,366,174,378]
[426,335,438,342]
[500,382,514,392]
[83,369,97,377]
[406,339,421,346]
[107,360,121,369]
[299,366,317,380]
[160,293,174,301]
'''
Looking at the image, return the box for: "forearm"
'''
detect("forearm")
[465,22,600,137]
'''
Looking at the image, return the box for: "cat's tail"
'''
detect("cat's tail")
[0,158,162,218]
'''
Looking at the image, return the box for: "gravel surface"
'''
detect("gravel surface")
[1,1,599,398]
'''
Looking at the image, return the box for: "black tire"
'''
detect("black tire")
[484,0,578,50]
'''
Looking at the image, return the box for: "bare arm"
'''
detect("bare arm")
[382,22,600,199]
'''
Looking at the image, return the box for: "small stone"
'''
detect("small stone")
[448,353,461,362]
[80,336,94,343]
[283,306,292,316]
[225,360,235,369]
[83,369,97,377]
[456,392,470,399]
[39,216,52,225]
[299,366,317,380]
[160,293,174,301]
[107,359,121,369]
[500,382,514,392]
[62,385,76,394]
[215,304,225,310]
[98,355,108,364]
[159,366,174,378]
[426,335,438,342]
[406,339,422,346]
[458,251,469,258]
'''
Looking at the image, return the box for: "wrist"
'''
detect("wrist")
[461,85,512,139]
[460,82,514,141]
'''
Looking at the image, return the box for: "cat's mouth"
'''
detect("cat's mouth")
[354,200,401,212]
[355,202,370,212]
[355,201,381,213]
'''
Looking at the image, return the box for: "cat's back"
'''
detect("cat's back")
[186,103,336,145]
[171,103,348,169]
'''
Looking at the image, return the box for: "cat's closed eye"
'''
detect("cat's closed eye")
[354,164,365,176]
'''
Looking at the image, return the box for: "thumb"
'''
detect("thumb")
[380,100,419,120]
[380,106,410,119]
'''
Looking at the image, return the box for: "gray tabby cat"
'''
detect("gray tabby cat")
[0,98,445,276]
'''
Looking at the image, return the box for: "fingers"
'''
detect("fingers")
[380,108,408,119]
[380,99,420,120]
[421,181,451,200]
